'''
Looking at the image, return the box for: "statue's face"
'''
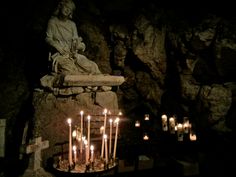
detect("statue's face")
[61,4,73,17]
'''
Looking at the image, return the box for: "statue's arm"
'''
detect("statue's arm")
[45,19,67,55]
[72,23,86,52]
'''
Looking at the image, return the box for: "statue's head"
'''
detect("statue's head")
[54,0,76,19]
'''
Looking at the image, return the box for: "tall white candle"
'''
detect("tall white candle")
[80,110,84,154]
[109,119,113,156]
[90,145,94,162]
[113,117,119,160]
[104,134,108,164]
[84,139,88,164]
[67,118,73,166]
[87,115,91,162]
[101,108,108,158]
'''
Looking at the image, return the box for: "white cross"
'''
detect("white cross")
[26,137,49,171]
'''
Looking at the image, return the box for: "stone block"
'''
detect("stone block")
[118,159,135,173]
[176,159,199,176]
[138,155,154,170]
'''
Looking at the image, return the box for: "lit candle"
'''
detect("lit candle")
[101,108,108,158]
[169,117,175,134]
[161,114,168,131]
[84,139,88,164]
[183,117,189,134]
[67,118,73,166]
[72,129,77,161]
[104,134,108,164]
[90,145,94,162]
[189,132,197,141]
[113,117,119,160]
[109,119,113,156]
[183,123,189,134]
[143,133,149,140]
[144,114,149,121]
[135,120,140,127]
[72,130,77,139]
[177,123,183,141]
[73,145,77,163]
[87,115,91,162]
[80,110,84,154]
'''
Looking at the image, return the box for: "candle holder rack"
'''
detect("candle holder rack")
[53,156,118,176]
[52,109,121,176]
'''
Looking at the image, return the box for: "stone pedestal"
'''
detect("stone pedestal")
[32,90,120,168]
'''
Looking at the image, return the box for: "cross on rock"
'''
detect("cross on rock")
[26,137,49,171]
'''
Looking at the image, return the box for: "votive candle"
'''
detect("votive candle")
[67,118,73,166]
[113,117,119,160]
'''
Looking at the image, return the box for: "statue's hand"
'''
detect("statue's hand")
[78,36,83,42]
[77,42,86,52]
[58,47,69,56]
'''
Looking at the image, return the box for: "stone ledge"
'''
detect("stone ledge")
[63,75,125,87]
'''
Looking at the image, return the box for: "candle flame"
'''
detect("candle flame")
[73,145,76,151]
[115,117,120,123]
[143,134,149,140]
[135,120,140,127]
[190,133,197,141]
[161,114,167,120]
[104,134,107,139]
[103,108,108,114]
[144,114,149,120]
[72,130,77,137]
[90,145,94,151]
[67,118,72,124]
[80,110,84,115]
[87,115,91,120]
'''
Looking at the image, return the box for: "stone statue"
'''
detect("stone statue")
[45,0,101,75]
[39,0,125,94]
